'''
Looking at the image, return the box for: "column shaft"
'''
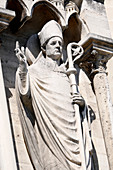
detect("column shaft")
[93,71,113,170]
[0,59,17,170]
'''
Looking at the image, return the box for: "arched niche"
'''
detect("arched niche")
[6,0,64,33]
[6,0,82,53]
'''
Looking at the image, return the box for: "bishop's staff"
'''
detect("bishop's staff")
[66,43,86,170]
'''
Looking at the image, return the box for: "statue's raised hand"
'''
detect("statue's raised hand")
[15,41,27,73]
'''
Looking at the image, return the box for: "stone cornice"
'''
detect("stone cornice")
[0,7,15,32]
[79,33,113,60]
[77,33,113,80]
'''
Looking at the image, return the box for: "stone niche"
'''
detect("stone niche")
[0,0,113,170]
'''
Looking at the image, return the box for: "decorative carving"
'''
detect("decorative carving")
[7,0,81,41]
[15,20,92,170]
[79,50,109,81]
[78,33,113,81]
[49,0,64,8]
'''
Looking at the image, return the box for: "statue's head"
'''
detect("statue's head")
[38,20,63,60]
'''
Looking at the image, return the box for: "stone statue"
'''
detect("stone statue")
[15,20,92,170]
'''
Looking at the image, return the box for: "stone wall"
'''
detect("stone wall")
[105,0,113,105]
[0,0,113,170]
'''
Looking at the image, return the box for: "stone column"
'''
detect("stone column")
[91,52,113,170]
[0,59,17,170]
[0,3,16,169]
[79,34,113,170]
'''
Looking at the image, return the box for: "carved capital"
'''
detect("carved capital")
[81,50,108,80]
[78,33,113,81]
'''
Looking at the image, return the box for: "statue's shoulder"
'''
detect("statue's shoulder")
[28,52,45,73]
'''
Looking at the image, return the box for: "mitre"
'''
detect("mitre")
[38,20,63,46]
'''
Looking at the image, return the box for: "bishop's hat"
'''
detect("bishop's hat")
[38,20,63,46]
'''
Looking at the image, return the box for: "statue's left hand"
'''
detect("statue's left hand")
[72,93,85,108]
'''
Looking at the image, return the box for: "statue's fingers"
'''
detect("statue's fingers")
[21,46,24,54]
[16,53,22,62]
[16,51,24,62]
[21,46,27,61]
[14,47,20,54]
[16,41,20,49]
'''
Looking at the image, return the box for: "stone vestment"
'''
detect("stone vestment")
[16,52,92,170]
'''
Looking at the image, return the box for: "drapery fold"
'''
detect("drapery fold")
[16,54,92,170]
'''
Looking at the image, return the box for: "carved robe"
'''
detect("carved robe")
[16,52,92,170]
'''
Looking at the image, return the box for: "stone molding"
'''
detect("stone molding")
[0,7,15,32]
[6,0,81,33]
[78,33,113,80]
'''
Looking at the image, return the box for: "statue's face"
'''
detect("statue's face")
[46,37,63,60]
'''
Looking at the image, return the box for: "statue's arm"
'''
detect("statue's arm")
[15,42,30,95]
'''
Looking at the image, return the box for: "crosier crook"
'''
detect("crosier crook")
[66,42,86,170]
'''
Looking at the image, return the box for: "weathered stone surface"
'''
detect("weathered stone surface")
[15,20,93,170]
[105,0,113,38]
[80,0,111,38]
[78,33,113,170]
[0,60,17,170]
[94,72,113,170]
[0,1,113,170]
[78,67,110,169]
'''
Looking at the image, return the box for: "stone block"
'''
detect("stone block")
[80,10,111,38]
